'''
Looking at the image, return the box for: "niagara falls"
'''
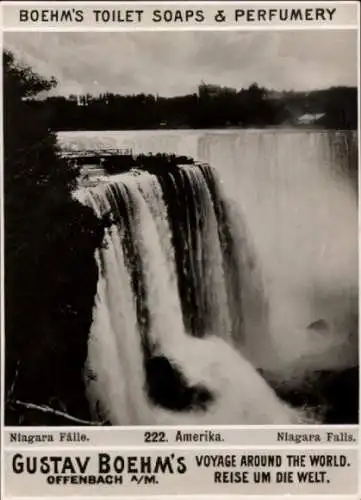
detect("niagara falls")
[4,30,358,428]
[60,129,358,426]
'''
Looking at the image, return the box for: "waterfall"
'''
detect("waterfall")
[79,163,307,425]
[63,129,358,424]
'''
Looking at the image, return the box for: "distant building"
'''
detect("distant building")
[198,83,218,98]
[197,82,236,99]
[267,91,283,99]
[77,95,90,106]
[295,113,325,125]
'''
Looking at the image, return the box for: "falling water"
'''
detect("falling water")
[78,163,309,425]
[65,129,358,424]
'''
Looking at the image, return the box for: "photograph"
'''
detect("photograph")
[3,29,358,426]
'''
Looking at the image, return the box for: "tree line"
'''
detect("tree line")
[27,82,357,131]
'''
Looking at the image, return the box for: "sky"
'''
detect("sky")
[4,30,358,97]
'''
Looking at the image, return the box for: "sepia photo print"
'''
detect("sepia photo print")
[3,29,358,427]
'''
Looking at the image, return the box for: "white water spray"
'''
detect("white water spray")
[80,166,312,425]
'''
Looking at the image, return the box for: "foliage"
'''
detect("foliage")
[277,86,357,129]
[24,82,357,131]
[4,50,104,424]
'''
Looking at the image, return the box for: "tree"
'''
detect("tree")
[4,51,75,197]
[4,50,104,425]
